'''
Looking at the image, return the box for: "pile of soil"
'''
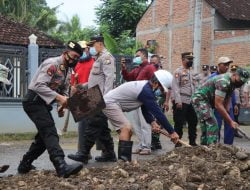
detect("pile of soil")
[1,144,250,190]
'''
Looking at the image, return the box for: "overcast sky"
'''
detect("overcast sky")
[46,0,101,27]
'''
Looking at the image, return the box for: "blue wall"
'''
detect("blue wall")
[0,102,77,133]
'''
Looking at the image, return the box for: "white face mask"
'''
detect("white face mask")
[133,57,142,65]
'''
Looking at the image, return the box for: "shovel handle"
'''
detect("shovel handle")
[160,129,192,147]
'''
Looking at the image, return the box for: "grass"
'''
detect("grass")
[0,131,78,142]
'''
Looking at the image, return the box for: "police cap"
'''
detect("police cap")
[181,52,194,59]
[202,64,209,71]
[87,36,104,46]
[231,64,238,71]
[210,65,217,72]
[67,41,83,56]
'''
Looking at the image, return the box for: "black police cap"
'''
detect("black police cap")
[67,41,83,56]
[181,52,194,59]
[210,65,217,71]
[87,36,104,46]
[202,65,209,70]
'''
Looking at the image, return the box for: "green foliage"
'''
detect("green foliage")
[96,0,149,38]
[50,15,99,43]
[0,0,59,32]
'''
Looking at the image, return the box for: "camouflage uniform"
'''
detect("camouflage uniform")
[192,73,234,145]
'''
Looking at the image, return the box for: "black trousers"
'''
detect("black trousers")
[81,111,114,155]
[22,99,64,161]
[173,102,197,143]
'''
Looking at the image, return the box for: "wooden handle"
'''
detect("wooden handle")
[160,129,191,147]
[62,110,70,133]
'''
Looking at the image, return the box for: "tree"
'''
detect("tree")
[96,0,150,38]
[0,0,59,32]
[50,15,99,43]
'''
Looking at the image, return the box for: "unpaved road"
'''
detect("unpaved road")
[1,126,250,177]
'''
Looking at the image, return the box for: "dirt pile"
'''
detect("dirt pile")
[1,144,250,190]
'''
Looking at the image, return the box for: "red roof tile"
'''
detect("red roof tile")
[0,15,64,47]
[206,0,250,21]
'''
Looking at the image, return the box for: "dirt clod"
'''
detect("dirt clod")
[1,144,250,189]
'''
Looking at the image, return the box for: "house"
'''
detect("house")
[136,0,250,72]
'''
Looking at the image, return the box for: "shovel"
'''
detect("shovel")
[160,129,192,147]
[0,165,9,173]
[237,127,250,140]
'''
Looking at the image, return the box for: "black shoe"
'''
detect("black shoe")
[0,165,9,173]
[52,157,83,178]
[67,153,89,164]
[118,140,133,161]
[190,142,198,146]
[95,152,117,162]
[18,159,36,174]
[151,142,162,150]
[175,142,182,148]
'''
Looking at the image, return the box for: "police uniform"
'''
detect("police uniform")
[18,41,83,178]
[192,69,249,145]
[76,36,116,163]
[172,52,197,146]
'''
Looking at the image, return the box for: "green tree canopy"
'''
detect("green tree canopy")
[50,15,98,43]
[96,0,150,38]
[0,0,59,32]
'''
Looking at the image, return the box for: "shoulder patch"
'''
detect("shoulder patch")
[47,65,57,76]
[60,64,65,71]
[175,73,179,78]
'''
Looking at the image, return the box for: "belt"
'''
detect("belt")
[22,90,44,103]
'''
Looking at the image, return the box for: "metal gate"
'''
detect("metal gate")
[39,47,65,65]
[0,45,28,99]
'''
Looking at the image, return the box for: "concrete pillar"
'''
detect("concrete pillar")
[28,34,39,83]
[193,0,203,72]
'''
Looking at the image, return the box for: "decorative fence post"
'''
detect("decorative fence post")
[28,34,38,83]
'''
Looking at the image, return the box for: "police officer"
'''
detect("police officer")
[17,41,83,178]
[0,64,11,173]
[210,65,218,74]
[193,64,210,90]
[68,35,116,163]
[172,52,197,146]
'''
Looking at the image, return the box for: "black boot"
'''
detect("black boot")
[67,152,89,164]
[95,138,117,162]
[17,154,36,174]
[0,165,9,173]
[68,152,92,163]
[95,151,117,162]
[118,140,133,162]
[52,157,83,178]
[151,133,162,150]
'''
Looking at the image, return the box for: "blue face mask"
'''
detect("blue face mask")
[80,52,87,59]
[133,57,142,65]
[89,47,97,56]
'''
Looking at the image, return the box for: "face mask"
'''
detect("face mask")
[133,57,142,65]
[80,52,87,59]
[187,60,193,67]
[68,59,78,68]
[89,47,97,56]
[65,53,79,68]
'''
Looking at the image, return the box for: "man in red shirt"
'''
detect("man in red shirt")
[68,41,95,161]
[121,48,157,155]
